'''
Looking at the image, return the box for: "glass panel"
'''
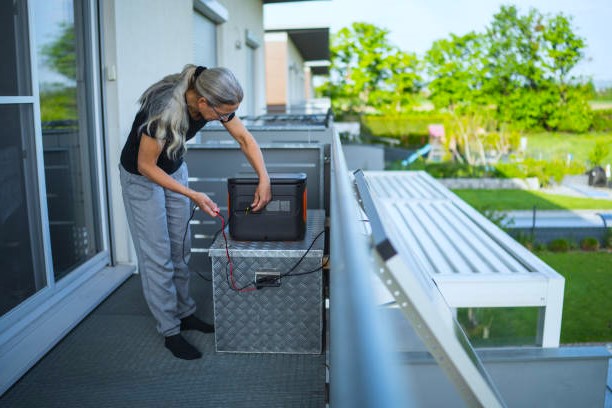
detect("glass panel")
[0,104,46,317]
[0,0,32,96]
[457,307,539,347]
[32,0,101,280]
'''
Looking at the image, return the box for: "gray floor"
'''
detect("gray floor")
[0,274,326,408]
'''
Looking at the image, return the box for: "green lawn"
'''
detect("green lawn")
[537,251,612,344]
[458,251,612,346]
[524,132,612,165]
[452,189,612,211]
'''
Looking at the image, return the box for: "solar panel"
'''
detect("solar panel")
[354,169,506,408]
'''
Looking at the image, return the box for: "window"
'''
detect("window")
[193,12,217,67]
[245,30,260,117]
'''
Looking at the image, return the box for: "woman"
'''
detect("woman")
[119,65,271,360]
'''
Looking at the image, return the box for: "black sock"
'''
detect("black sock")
[164,334,202,360]
[180,314,215,333]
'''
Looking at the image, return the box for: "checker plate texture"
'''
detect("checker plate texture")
[209,210,325,354]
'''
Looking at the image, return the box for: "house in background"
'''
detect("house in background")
[264,27,330,113]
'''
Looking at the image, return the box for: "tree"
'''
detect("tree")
[425,32,487,112]
[41,22,77,82]
[426,5,591,132]
[318,22,421,117]
[378,50,422,114]
[483,5,590,131]
[39,22,77,123]
[484,5,549,127]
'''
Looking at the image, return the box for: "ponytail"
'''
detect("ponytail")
[137,64,198,160]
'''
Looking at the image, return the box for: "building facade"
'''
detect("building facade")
[0,0,280,394]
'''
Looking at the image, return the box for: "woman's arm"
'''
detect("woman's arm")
[137,134,220,217]
[223,116,271,212]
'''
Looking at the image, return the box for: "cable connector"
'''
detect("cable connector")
[254,271,281,289]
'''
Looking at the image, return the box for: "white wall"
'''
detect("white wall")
[101,0,268,264]
[217,0,266,117]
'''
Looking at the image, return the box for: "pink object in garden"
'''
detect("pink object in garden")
[428,124,445,139]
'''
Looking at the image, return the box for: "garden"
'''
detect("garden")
[457,251,612,347]
[320,6,612,346]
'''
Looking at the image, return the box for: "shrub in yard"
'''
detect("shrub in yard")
[393,158,499,178]
[496,158,586,187]
[580,237,600,251]
[603,229,612,249]
[588,140,611,166]
[591,108,612,132]
[514,232,535,250]
[361,112,452,147]
[478,206,513,230]
[548,238,571,252]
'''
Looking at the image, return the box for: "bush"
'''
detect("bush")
[591,109,612,132]
[388,158,500,178]
[548,98,593,134]
[515,232,535,250]
[548,238,571,252]
[495,158,586,186]
[361,112,453,147]
[603,229,612,249]
[588,140,611,166]
[478,206,513,230]
[580,237,600,251]
[390,155,587,186]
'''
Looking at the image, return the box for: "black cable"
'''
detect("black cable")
[183,205,228,282]
[181,205,323,287]
[209,215,326,291]
[288,266,323,277]
[216,211,257,293]
[280,229,326,278]
[285,257,329,277]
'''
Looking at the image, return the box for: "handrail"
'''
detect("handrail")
[329,131,413,407]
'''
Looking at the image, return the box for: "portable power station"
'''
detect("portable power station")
[227,173,307,241]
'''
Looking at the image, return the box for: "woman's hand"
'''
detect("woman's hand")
[190,191,219,217]
[224,117,271,212]
[251,178,272,212]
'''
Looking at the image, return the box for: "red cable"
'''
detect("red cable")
[217,212,256,293]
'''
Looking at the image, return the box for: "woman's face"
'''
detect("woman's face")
[198,99,239,123]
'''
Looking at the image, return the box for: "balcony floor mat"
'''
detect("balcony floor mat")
[0,275,326,408]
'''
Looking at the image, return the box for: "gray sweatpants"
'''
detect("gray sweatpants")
[119,163,196,336]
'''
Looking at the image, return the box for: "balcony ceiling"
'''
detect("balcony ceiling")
[267,27,330,62]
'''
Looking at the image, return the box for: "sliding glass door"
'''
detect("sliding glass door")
[0,0,47,317]
[33,0,102,280]
[0,0,107,319]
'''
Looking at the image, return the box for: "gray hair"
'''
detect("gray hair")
[137,64,243,160]
[194,67,244,107]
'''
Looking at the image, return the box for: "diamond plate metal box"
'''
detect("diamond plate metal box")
[209,210,325,354]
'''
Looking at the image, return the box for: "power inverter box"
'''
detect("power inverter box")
[227,173,307,241]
